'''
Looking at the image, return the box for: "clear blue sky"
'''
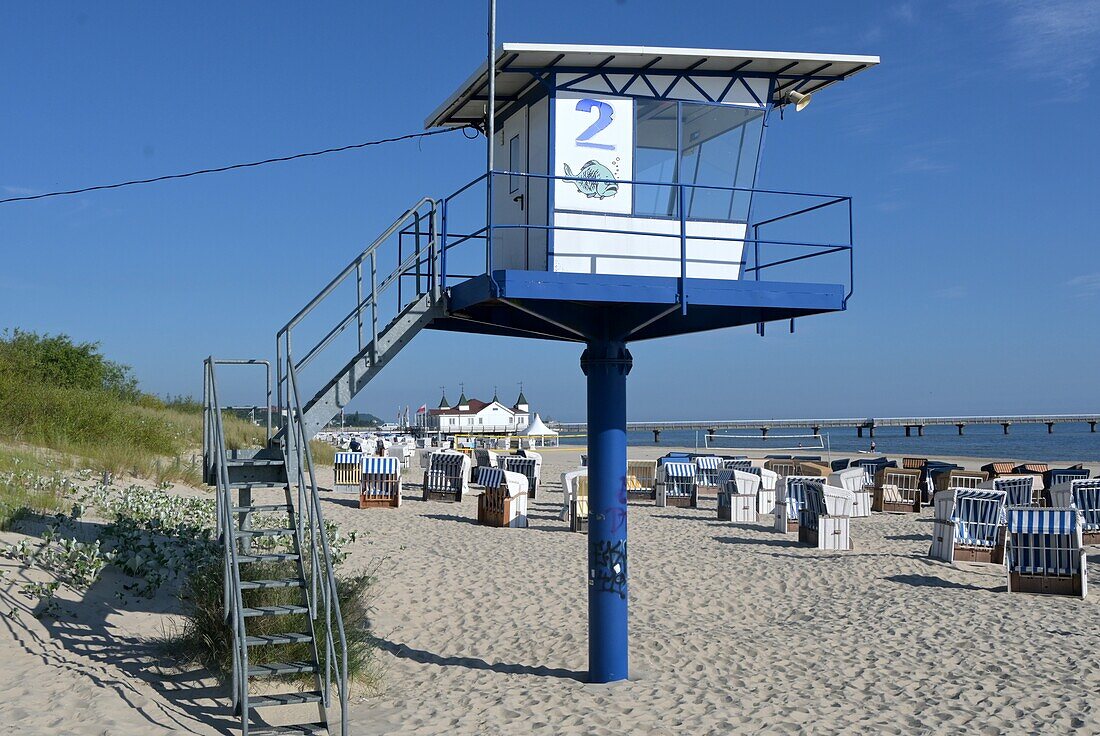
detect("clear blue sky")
[3,1,1099,422]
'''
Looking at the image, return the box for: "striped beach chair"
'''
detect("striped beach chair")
[656,462,698,508]
[501,455,540,500]
[984,475,1039,507]
[1049,480,1100,544]
[774,476,819,533]
[829,466,871,517]
[856,457,895,487]
[930,488,1007,564]
[626,459,657,500]
[742,466,779,515]
[722,459,753,473]
[798,481,854,550]
[694,455,723,491]
[476,466,529,528]
[334,451,364,492]
[422,451,470,502]
[872,467,923,513]
[359,455,402,508]
[716,469,758,523]
[473,447,499,472]
[1044,468,1091,492]
[1005,507,1087,598]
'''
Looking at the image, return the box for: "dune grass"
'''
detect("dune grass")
[0,447,72,530]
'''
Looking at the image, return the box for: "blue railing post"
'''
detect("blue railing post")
[440,198,449,289]
[581,339,632,683]
[678,182,687,315]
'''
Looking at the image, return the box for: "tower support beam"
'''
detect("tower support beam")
[581,339,631,683]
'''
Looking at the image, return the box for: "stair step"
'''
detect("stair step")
[233,503,292,514]
[248,690,324,708]
[229,481,287,489]
[240,578,306,591]
[246,631,313,647]
[238,552,300,564]
[250,722,328,735]
[235,528,296,540]
[242,604,309,618]
[248,660,319,677]
[227,458,286,467]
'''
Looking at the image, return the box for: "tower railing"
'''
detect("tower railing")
[437,171,854,307]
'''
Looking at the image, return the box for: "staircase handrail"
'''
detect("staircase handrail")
[204,358,251,725]
[276,197,439,420]
[287,359,349,735]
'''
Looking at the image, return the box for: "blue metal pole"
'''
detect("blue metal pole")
[581,339,631,683]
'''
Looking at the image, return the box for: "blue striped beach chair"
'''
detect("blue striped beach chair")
[476,466,529,528]
[334,451,365,492]
[694,455,723,491]
[774,476,819,533]
[422,451,470,502]
[988,476,1038,507]
[359,455,402,508]
[501,455,540,500]
[1006,507,1087,598]
[716,469,758,523]
[798,481,854,550]
[1049,480,1100,544]
[656,462,697,508]
[930,488,1007,563]
[473,447,499,472]
[626,459,657,500]
[1044,468,1091,492]
[722,459,753,473]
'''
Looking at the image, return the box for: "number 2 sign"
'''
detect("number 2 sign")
[574,98,615,150]
[554,92,634,215]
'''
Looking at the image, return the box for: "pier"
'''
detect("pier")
[549,414,1100,441]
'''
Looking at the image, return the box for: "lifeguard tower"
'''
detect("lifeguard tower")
[202,42,877,734]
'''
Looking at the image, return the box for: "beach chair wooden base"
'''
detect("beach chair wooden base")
[1083,531,1100,545]
[798,516,852,551]
[627,489,656,501]
[423,489,462,503]
[570,499,588,533]
[872,487,920,513]
[659,495,696,508]
[477,490,528,528]
[1009,572,1084,597]
[930,522,1005,564]
[359,493,400,509]
[717,493,756,523]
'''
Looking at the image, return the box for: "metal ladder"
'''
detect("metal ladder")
[202,197,445,735]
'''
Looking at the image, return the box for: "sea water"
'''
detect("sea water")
[559,421,1100,462]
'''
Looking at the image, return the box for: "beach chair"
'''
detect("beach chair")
[385,444,413,469]
[763,458,798,478]
[1048,480,1100,544]
[723,459,753,472]
[694,455,723,492]
[933,469,987,493]
[1044,468,1091,492]
[830,458,850,472]
[716,469,758,523]
[743,466,779,514]
[774,476,819,533]
[422,451,470,502]
[829,466,871,518]
[1013,463,1049,476]
[473,447,499,472]
[981,461,1017,479]
[903,457,928,470]
[626,459,657,500]
[798,481,855,550]
[358,456,402,508]
[656,462,698,508]
[981,475,1039,507]
[559,469,587,525]
[929,488,1007,564]
[333,451,364,492]
[871,468,923,513]
[476,466,529,528]
[571,474,590,533]
[1005,507,1087,598]
[501,455,540,500]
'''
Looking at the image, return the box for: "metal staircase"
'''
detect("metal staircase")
[202,198,445,735]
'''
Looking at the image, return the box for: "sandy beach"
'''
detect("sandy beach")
[3,447,1099,735]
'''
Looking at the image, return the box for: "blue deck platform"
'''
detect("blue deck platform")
[432,269,846,342]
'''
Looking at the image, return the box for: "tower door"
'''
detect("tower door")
[492,106,529,270]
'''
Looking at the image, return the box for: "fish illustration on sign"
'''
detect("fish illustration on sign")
[562,160,618,199]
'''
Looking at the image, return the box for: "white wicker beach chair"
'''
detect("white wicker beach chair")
[501,455,541,500]
[1005,507,1087,598]
[929,488,1007,563]
[359,455,402,508]
[422,451,470,502]
[656,462,698,508]
[333,451,364,492]
[476,466,529,528]
[829,467,871,518]
[716,469,758,523]
[798,481,855,550]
